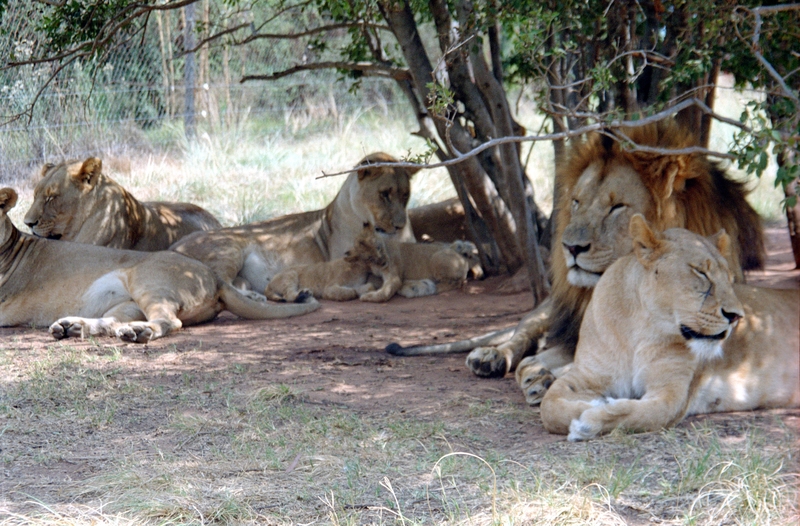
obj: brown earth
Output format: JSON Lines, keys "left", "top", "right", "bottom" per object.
{"left": 1, "top": 225, "right": 798, "bottom": 521}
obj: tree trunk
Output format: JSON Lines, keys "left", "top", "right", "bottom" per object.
{"left": 379, "top": 0, "right": 549, "bottom": 287}
{"left": 777, "top": 149, "right": 800, "bottom": 268}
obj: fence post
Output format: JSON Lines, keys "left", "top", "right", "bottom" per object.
{"left": 184, "top": 2, "right": 196, "bottom": 140}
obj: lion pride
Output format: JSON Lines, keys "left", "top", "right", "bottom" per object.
{"left": 24, "top": 157, "right": 220, "bottom": 250}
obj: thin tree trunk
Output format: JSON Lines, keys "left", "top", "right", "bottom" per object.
{"left": 184, "top": 2, "right": 196, "bottom": 139}
{"left": 777, "top": 149, "right": 800, "bottom": 268}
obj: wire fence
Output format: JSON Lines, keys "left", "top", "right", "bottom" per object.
{"left": 0, "top": 0, "right": 406, "bottom": 182}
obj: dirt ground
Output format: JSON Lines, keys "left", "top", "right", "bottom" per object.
{"left": 1, "top": 226, "right": 799, "bottom": 521}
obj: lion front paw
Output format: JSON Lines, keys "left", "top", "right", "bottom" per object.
{"left": 568, "top": 416, "right": 601, "bottom": 441}
{"left": 516, "top": 356, "right": 555, "bottom": 406}
{"left": 49, "top": 318, "right": 84, "bottom": 339}
{"left": 465, "top": 346, "right": 508, "bottom": 378}
{"left": 116, "top": 324, "right": 153, "bottom": 343}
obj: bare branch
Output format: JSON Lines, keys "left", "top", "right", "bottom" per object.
{"left": 242, "top": 61, "right": 411, "bottom": 82}
{"left": 317, "top": 98, "right": 743, "bottom": 178}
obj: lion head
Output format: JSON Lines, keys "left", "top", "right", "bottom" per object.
{"left": 23, "top": 158, "right": 105, "bottom": 240}
{"left": 548, "top": 119, "right": 764, "bottom": 349}
{"left": 349, "top": 152, "right": 418, "bottom": 236}
{"left": 344, "top": 223, "right": 389, "bottom": 268}
{"left": 628, "top": 215, "right": 743, "bottom": 361}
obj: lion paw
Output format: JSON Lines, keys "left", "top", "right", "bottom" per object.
{"left": 294, "top": 288, "right": 314, "bottom": 303}
{"left": 517, "top": 357, "right": 555, "bottom": 406}
{"left": 49, "top": 319, "right": 83, "bottom": 339}
{"left": 465, "top": 346, "right": 508, "bottom": 378}
{"left": 116, "top": 324, "right": 153, "bottom": 343}
{"left": 568, "top": 416, "right": 600, "bottom": 442}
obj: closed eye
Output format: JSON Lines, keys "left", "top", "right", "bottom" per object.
{"left": 380, "top": 190, "right": 391, "bottom": 201}
{"left": 690, "top": 266, "right": 714, "bottom": 300}
{"left": 609, "top": 203, "right": 625, "bottom": 214}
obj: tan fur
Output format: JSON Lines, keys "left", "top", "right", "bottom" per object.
{"left": 462, "top": 121, "right": 765, "bottom": 392}
{"left": 265, "top": 225, "right": 387, "bottom": 302}
{"left": 24, "top": 158, "right": 221, "bottom": 250}
{"left": 361, "top": 239, "right": 479, "bottom": 302}
{"left": 541, "top": 217, "right": 799, "bottom": 440}
{"left": 170, "top": 153, "right": 418, "bottom": 293}
{"left": 0, "top": 188, "right": 318, "bottom": 343}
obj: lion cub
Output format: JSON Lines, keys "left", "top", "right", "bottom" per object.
{"left": 265, "top": 225, "right": 387, "bottom": 302}
{"left": 360, "top": 238, "right": 481, "bottom": 302}
{"left": 540, "top": 215, "right": 799, "bottom": 441}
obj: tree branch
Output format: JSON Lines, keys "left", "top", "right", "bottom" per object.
{"left": 241, "top": 61, "right": 411, "bottom": 82}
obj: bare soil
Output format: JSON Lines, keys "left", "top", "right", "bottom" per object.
{"left": 1, "top": 226, "right": 798, "bottom": 522}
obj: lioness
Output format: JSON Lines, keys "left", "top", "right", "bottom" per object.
{"left": 24, "top": 157, "right": 221, "bottom": 250}
{"left": 541, "top": 216, "right": 799, "bottom": 440}
{"left": 170, "top": 152, "right": 418, "bottom": 293}
{"left": 362, "top": 239, "right": 480, "bottom": 302}
{"left": 0, "top": 188, "right": 318, "bottom": 343}
{"left": 265, "top": 224, "right": 387, "bottom": 302}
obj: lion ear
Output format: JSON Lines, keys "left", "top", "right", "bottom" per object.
{"left": 661, "top": 158, "right": 699, "bottom": 199}
{"left": 72, "top": 157, "right": 102, "bottom": 188}
{"left": 39, "top": 163, "right": 55, "bottom": 178}
{"left": 629, "top": 214, "right": 663, "bottom": 266}
{"left": 709, "top": 228, "right": 731, "bottom": 258}
{"left": 0, "top": 188, "right": 19, "bottom": 214}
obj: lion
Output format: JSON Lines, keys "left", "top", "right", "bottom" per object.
{"left": 0, "top": 188, "right": 318, "bottom": 343}
{"left": 24, "top": 157, "right": 221, "bottom": 251}
{"left": 265, "top": 224, "right": 387, "bottom": 302}
{"left": 541, "top": 216, "right": 799, "bottom": 440}
{"left": 170, "top": 152, "right": 418, "bottom": 294}
{"left": 362, "top": 239, "right": 480, "bottom": 303}
{"left": 386, "top": 120, "right": 765, "bottom": 404}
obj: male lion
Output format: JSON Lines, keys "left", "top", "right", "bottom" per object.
{"left": 265, "top": 224, "right": 387, "bottom": 302}
{"left": 387, "top": 120, "right": 765, "bottom": 405}
{"left": 24, "top": 157, "right": 221, "bottom": 250}
{"left": 170, "top": 152, "right": 418, "bottom": 293}
{"left": 0, "top": 188, "right": 318, "bottom": 343}
{"left": 541, "top": 216, "right": 799, "bottom": 441}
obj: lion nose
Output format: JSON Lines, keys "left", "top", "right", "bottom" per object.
{"left": 563, "top": 243, "right": 590, "bottom": 257}
{"left": 722, "top": 309, "right": 741, "bottom": 324}
{"left": 24, "top": 218, "right": 37, "bottom": 228}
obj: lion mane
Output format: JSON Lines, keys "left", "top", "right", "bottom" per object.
{"left": 545, "top": 120, "right": 765, "bottom": 355}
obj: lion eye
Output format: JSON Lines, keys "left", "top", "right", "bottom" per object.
{"left": 609, "top": 203, "right": 625, "bottom": 214}
{"left": 690, "top": 266, "right": 712, "bottom": 288}
{"left": 380, "top": 190, "right": 391, "bottom": 201}
{"left": 572, "top": 199, "right": 580, "bottom": 210}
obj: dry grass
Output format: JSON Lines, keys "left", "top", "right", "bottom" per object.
{"left": 1, "top": 338, "right": 797, "bottom": 525}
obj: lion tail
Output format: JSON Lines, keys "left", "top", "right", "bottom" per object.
{"left": 385, "top": 327, "right": 515, "bottom": 356}
{"left": 219, "top": 282, "right": 320, "bottom": 319}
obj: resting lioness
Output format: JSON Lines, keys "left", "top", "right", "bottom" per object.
{"left": 170, "top": 152, "right": 418, "bottom": 293}
{"left": 541, "top": 215, "right": 799, "bottom": 441}
{"left": 265, "top": 224, "right": 387, "bottom": 302}
{"left": 24, "top": 157, "right": 221, "bottom": 251}
{"left": 0, "top": 188, "right": 317, "bottom": 343}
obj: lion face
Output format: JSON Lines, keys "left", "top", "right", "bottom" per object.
{"left": 345, "top": 224, "right": 389, "bottom": 268}
{"left": 24, "top": 158, "right": 102, "bottom": 240}
{"left": 561, "top": 159, "right": 653, "bottom": 288}
{"left": 631, "top": 216, "right": 743, "bottom": 361}
{"left": 354, "top": 153, "right": 416, "bottom": 236}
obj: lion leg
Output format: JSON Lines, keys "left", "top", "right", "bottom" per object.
{"left": 466, "top": 297, "right": 552, "bottom": 378}
{"left": 360, "top": 274, "right": 402, "bottom": 302}
{"left": 516, "top": 345, "right": 574, "bottom": 405}
{"left": 322, "top": 284, "right": 359, "bottom": 301}
{"left": 397, "top": 279, "right": 436, "bottom": 298}
{"left": 113, "top": 300, "right": 183, "bottom": 343}
{"left": 545, "top": 361, "right": 694, "bottom": 441}
{"left": 539, "top": 374, "right": 602, "bottom": 436}
{"left": 49, "top": 301, "right": 148, "bottom": 341}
